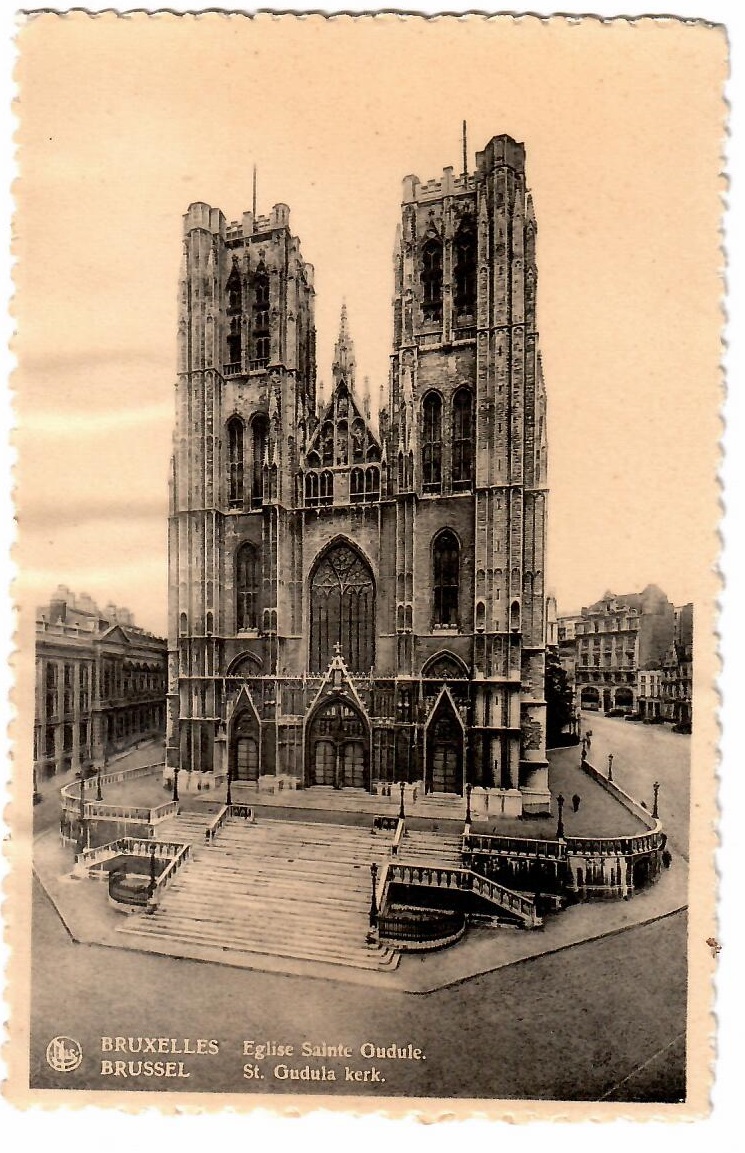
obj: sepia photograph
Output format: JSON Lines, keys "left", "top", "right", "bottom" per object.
{"left": 4, "top": 9, "right": 725, "bottom": 1117}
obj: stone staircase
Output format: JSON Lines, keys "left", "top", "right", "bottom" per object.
{"left": 117, "top": 818, "right": 399, "bottom": 972}
{"left": 156, "top": 811, "right": 216, "bottom": 856}
{"left": 397, "top": 828, "right": 463, "bottom": 868}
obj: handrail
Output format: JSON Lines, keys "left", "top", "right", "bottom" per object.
{"left": 204, "top": 804, "right": 230, "bottom": 842}
{"left": 147, "top": 842, "right": 191, "bottom": 906}
{"left": 391, "top": 818, "right": 405, "bottom": 858}
{"left": 61, "top": 762, "right": 172, "bottom": 826}
{"left": 79, "top": 836, "right": 189, "bottom": 866}
{"left": 385, "top": 861, "right": 540, "bottom": 927}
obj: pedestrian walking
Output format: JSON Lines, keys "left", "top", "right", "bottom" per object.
{"left": 572, "top": 793, "right": 581, "bottom": 813}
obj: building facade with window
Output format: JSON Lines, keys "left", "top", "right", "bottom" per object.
{"left": 560, "top": 586, "right": 675, "bottom": 715}
{"left": 34, "top": 587, "right": 167, "bottom": 780}
{"left": 167, "top": 134, "right": 550, "bottom": 810}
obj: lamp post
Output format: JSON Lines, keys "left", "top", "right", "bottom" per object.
{"left": 96, "top": 766, "right": 103, "bottom": 801}
{"left": 465, "top": 782, "right": 472, "bottom": 823}
{"left": 76, "top": 774, "right": 87, "bottom": 855}
{"left": 652, "top": 780, "right": 660, "bottom": 820}
{"left": 226, "top": 763, "right": 233, "bottom": 808}
{"left": 369, "top": 862, "right": 379, "bottom": 928}
{"left": 399, "top": 781, "right": 406, "bottom": 821}
{"left": 172, "top": 763, "right": 179, "bottom": 804}
{"left": 148, "top": 844, "right": 157, "bottom": 899}
{"left": 556, "top": 793, "right": 565, "bottom": 840}
{"left": 32, "top": 762, "right": 41, "bottom": 806}
{"left": 607, "top": 754, "right": 614, "bottom": 783}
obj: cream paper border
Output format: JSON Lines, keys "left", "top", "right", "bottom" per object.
{"left": 2, "top": 6, "right": 725, "bottom": 1125}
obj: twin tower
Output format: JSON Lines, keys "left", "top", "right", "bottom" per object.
{"left": 167, "top": 133, "right": 550, "bottom": 813}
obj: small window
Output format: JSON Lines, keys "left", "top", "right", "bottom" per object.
{"left": 251, "top": 415, "right": 269, "bottom": 507}
{"left": 452, "top": 389, "right": 473, "bottom": 489}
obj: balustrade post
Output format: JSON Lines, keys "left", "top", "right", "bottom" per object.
{"left": 652, "top": 780, "right": 660, "bottom": 820}
{"left": 607, "top": 753, "right": 614, "bottom": 783}
{"left": 172, "top": 764, "right": 180, "bottom": 804}
{"left": 465, "top": 782, "right": 472, "bottom": 823}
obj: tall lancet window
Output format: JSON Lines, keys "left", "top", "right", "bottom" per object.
{"left": 227, "top": 417, "right": 244, "bottom": 508}
{"left": 251, "top": 414, "right": 269, "bottom": 508}
{"left": 236, "top": 543, "right": 260, "bottom": 632}
{"left": 422, "top": 391, "right": 443, "bottom": 492}
{"left": 253, "top": 266, "right": 271, "bottom": 365}
{"left": 433, "top": 530, "right": 460, "bottom": 629}
{"left": 453, "top": 215, "right": 477, "bottom": 318}
{"left": 421, "top": 239, "right": 443, "bottom": 323}
{"left": 452, "top": 389, "right": 473, "bottom": 489}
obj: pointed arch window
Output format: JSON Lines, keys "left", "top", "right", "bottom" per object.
{"left": 452, "top": 389, "right": 473, "bottom": 489}
{"left": 305, "top": 471, "right": 319, "bottom": 508}
{"left": 433, "top": 530, "right": 460, "bottom": 629}
{"left": 422, "top": 392, "right": 443, "bottom": 492}
{"left": 454, "top": 215, "right": 477, "bottom": 318}
{"left": 251, "top": 415, "right": 269, "bottom": 508}
{"left": 320, "top": 470, "right": 334, "bottom": 507}
{"left": 227, "top": 416, "right": 245, "bottom": 508}
{"left": 236, "top": 543, "right": 261, "bottom": 632}
{"left": 350, "top": 467, "right": 365, "bottom": 504}
{"left": 227, "top": 317, "right": 242, "bottom": 368}
{"left": 421, "top": 239, "right": 443, "bottom": 323}
{"left": 309, "top": 542, "right": 375, "bottom": 672}
{"left": 253, "top": 266, "right": 271, "bottom": 366}
{"left": 227, "top": 264, "right": 243, "bottom": 313}
{"left": 365, "top": 466, "right": 380, "bottom": 503}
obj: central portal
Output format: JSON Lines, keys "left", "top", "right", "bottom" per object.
{"left": 306, "top": 697, "right": 369, "bottom": 789}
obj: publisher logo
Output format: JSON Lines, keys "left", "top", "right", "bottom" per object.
{"left": 46, "top": 1036, "right": 83, "bottom": 1073}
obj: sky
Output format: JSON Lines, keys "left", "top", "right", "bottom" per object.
{"left": 13, "top": 14, "right": 725, "bottom": 636}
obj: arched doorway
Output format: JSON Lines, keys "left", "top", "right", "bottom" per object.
{"left": 231, "top": 709, "right": 260, "bottom": 783}
{"left": 580, "top": 686, "right": 600, "bottom": 710}
{"left": 615, "top": 687, "right": 634, "bottom": 711}
{"left": 309, "top": 541, "right": 375, "bottom": 673}
{"left": 425, "top": 696, "right": 464, "bottom": 795}
{"left": 305, "top": 697, "right": 369, "bottom": 790}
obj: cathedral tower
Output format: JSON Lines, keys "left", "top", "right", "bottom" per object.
{"left": 388, "top": 134, "right": 549, "bottom": 798}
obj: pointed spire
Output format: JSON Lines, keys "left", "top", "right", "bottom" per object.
{"left": 317, "top": 378, "right": 326, "bottom": 416}
{"left": 362, "top": 375, "right": 371, "bottom": 420}
{"left": 332, "top": 301, "right": 356, "bottom": 392}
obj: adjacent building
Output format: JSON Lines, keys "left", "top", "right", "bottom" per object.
{"left": 558, "top": 586, "right": 675, "bottom": 715}
{"left": 34, "top": 586, "right": 167, "bottom": 779}
{"left": 167, "top": 133, "right": 551, "bottom": 811}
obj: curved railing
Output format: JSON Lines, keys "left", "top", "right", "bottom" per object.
{"left": 60, "top": 762, "right": 174, "bottom": 828}
{"left": 378, "top": 905, "right": 466, "bottom": 951}
{"left": 108, "top": 871, "right": 151, "bottom": 908}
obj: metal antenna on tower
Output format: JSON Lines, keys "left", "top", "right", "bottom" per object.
{"left": 462, "top": 120, "right": 468, "bottom": 178}
{"left": 252, "top": 164, "right": 257, "bottom": 220}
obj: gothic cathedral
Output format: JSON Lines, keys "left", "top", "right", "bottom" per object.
{"left": 167, "top": 134, "right": 550, "bottom": 814}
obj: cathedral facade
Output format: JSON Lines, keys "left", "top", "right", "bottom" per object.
{"left": 167, "top": 134, "right": 550, "bottom": 812}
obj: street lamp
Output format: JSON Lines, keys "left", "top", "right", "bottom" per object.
{"left": 76, "top": 774, "right": 87, "bottom": 855}
{"left": 465, "top": 782, "right": 472, "bottom": 823}
{"left": 226, "top": 762, "right": 233, "bottom": 808}
{"left": 652, "top": 780, "right": 660, "bottom": 820}
{"left": 369, "top": 862, "right": 379, "bottom": 928}
{"left": 556, "top": 793, "right": 565, "bottom": 840}
{"left": 399, "top": 781, "right": 406, "bottom": 821}
{"left": 172, "top": 763, "right": 180, "bottom": 804}
{"left": 148, "top": 844, "right": 157, "bottom": 899}
{"left": 607, "top": 753, "right": 614, "bottom": 783}
{"left": 96, "top": 766, "right": 103, "bottom": 801}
